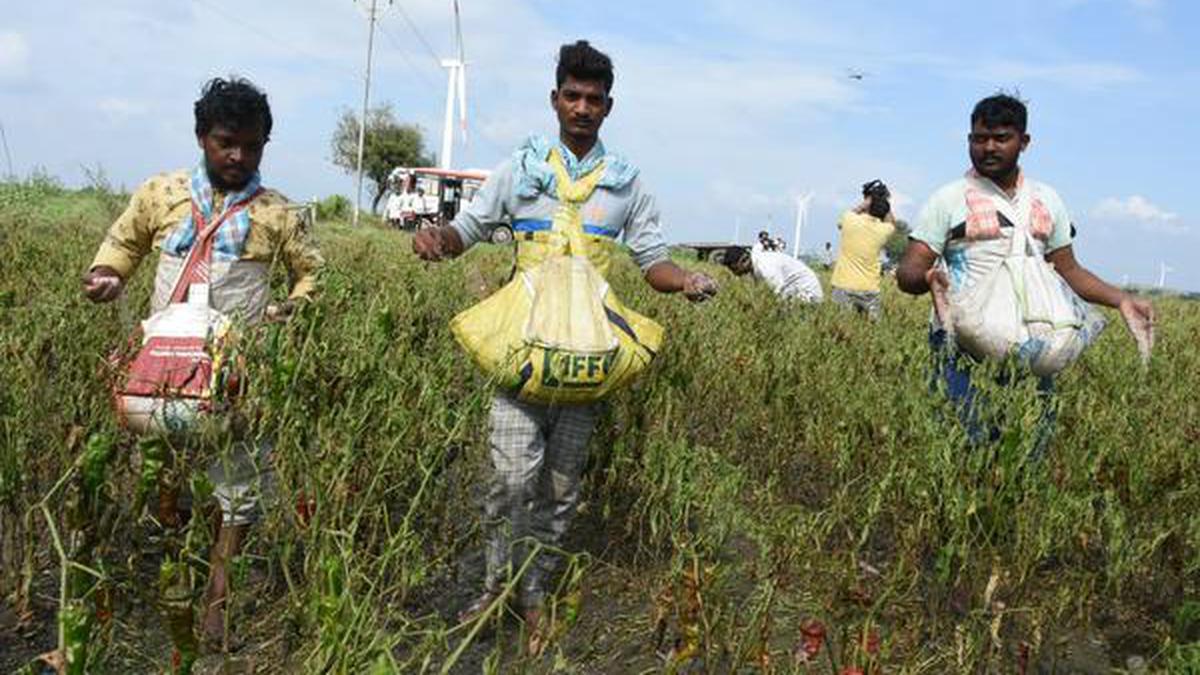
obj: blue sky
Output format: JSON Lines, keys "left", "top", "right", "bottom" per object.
{"left": 2, "top": 0, "right": 1197, "bottom": 290}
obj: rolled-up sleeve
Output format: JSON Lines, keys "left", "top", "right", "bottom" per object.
{"left": 91, "top": 179, "right": 158, "bottom": 278}
{"left": 623, "top": 178, "right": 670, "bottom": 272}
{"left": 281, "top": 212, "right": 324, "bottom": 301}
{"left": 451, "top": 160, "right": 513, "bottom": 249}
{"left": 910, "top": 195, "right": 950, "bottom": 256}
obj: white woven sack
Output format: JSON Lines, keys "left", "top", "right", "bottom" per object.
{"left": 947, "top": 188, "right": 1105, "bottom": 376}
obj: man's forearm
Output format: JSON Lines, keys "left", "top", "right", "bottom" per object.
{"left": 643, "top": 260, "right": 688, "bottom": 293}
{"left": 89, "top": 264, "right": 124, "bottom": 279}
{"left": 439, "top": 226, "right": 466, "bottom": 258}
{"left": 1060, "top": 265, "right": 1125, "bottom": 309}
{"left": 896, "top": 240, "right": 941, "bottom": 295}
{"left": 896, "top": 267, "right": 929, "bottom": 295}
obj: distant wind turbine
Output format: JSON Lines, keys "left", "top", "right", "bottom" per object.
{"left": 792, "top": 192, "right": 814, "bottom": 258}
{"left": 439, "top": 0, "right": 468, "bottom": 169}
{"left": 1158, "top": 262, "right": 1173, "bottom": 289}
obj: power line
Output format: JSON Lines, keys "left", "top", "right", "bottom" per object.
{"left": 192, "top": 0, "right": 360, "bottom": 79}
{"left": 383, "top": 5, "right": 510, "bottom": 166}
{"left": 376, "top": 21, "right": 440, "bottom": 90}
{"left": 393, "top": 2, "right": 443, "bottom": 67}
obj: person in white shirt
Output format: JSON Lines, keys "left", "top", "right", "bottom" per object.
{"left": 384, "top": 169, "right": 414, "bottom": 228}
{"left": 724, "top": 244, "right": 824, "bottom": 303}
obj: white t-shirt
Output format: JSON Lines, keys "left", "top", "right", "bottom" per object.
{"left": 912, "top": 174, "right": 1073, "bottom": 293}
{"left": 384, "top": 193, "right": 408, "bottom": 220}
{"left": 750, "top": 245, "right": 824, "bottom": 303}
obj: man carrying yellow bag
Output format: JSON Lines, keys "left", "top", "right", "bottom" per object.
{"left": 413, "top": 39, "right": 716, "bottom": 651}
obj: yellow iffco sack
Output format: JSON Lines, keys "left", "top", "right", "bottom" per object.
{"left": 451, "top": 149, "right": 663, "bottom": 404}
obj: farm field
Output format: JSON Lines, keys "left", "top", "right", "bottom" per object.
{"left": 1, "top": 177, "right": 1198, "bottom": 673}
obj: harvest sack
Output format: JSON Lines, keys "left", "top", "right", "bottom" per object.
{"left": 945, "top": 177, "right": 1105, "bottom": 376}
{"left": 451, "top": 149, "right": 663, "bottom": 405}
{"left": 114, "top": 190, "right": 260, "bottom": 433}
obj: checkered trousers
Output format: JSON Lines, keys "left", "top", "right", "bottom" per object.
{"left": 483, "top": 393, "right": 602, "bottom": 608}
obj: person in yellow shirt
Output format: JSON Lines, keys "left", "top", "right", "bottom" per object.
{"left": 81, "top": 77, "right": 322, "bottom": 653}
{"left": 831, "top": 179, "right": 896, "bottom": 320}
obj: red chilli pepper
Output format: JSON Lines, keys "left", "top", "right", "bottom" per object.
{"left": 295, "top": 491, "right": 316, "bottom": 527}
{"left": 800, "top": 619, "right": 826, "bottom": 659}
{"left": 862, "top": 628, "right": 880, "bottom": 655}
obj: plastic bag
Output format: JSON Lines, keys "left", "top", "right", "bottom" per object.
{"left": 450, "top": 150, "right": 663, "bottom": 404}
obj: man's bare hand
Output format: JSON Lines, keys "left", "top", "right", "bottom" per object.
{"left": 682, "top": 272, "right": 718, "bottom": 302}
{"left": 265, "top": 300, "right": 297, "bottom": 323}
{"left": 926, "top": 267, "right": 951, "bottom": 326}
{"left": 81, "top": 268, "right": 124, "bottom": 303}
{"left": 925, "top": 267, "right": 949, "bottom": 294}
{"left": 1119, "top": 294, "right": 1155, "bottom": 363}
{"left": 412, "top": 228, "right": 447, "bottom": 261}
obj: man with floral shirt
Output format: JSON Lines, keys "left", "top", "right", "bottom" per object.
{"left": 82, "top": 76, "right": 322, "bottom": 650}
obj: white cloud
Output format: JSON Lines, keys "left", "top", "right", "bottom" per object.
{"left": 1092, "top": 195, "right": 1190, "bottom": 235}
{"left": 97, "top": 97, "right": 148, "bottom": 119}
{"left": 889, "top": 190, "right": 916, "bottom": 220}
{"left": 0, "top": 31, "right": 30, "bottom": 81}
{"left": 1055, "top": 0, "right": 1161, "bottom": 12}
{"left": 972, "top": 60, "right": 1143, "bottom": 91}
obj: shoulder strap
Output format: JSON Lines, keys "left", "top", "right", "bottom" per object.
{"left": 168, "top": 187, "right": 264, "bottom": 304}
{"left": 547, "top": 149, "right": 606, "bottom": 259}
{"left": 548, "top": 148, "right": 605, "bottom": 204}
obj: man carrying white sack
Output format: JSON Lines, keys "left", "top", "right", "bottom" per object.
{"left": 896, "top": 92, "right": 1154, "bottom": 457}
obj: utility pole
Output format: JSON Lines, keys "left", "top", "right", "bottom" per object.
{"left": 0, "top": 120, "right": 13, "bottom": 179}
{"left": 352, "top": 0, "right": 387, "bottom": 227}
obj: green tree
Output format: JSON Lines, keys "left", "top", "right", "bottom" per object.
{"left": 884, "top": 218, "right": 910, "bottom": 264}
{"left": 331, "top": 104, "right": 433, "bottom": 212}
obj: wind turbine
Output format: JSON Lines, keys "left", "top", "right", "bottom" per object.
{"left": 439, "top": 0, "right": 468, "bottom": 170}
{"left": 1158, "top": 262, "right": 1173, "bottom": 289}
{"left": 792, "top": 192, "right": 814, "bottom": 258}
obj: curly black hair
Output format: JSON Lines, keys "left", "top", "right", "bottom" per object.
{"left": 193, "top": 76, "right": 273, "bottom": 138}
{"left": 556, "top": 40, "right": 614, "bottom": 93}
{"left": 971, "top": 92, "right": 1028, "bottom": 133}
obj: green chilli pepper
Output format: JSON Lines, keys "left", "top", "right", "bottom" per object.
{"left": 158, "top": 560, "right": 197, "bottom": 674}
{"left": 136, "top": 438, "right": 166, "bottom": 508}
{"left": 80, "top": 433, "right": 114, "bottom": 501}
{"left": 59, "top": 602, "right": 92, "bottom": 675}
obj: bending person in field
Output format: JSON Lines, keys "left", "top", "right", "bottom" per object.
{"left": 896, "top": 93, "right": 1153, "bottom": 455}
{"left": 412, "top": 40, "right": 717, "bottom": 653}
{"left": 723, "top": 243, "right": 824, "bottom": 304}
{"left": 81, "top": 77, "right": 323, "bottom": 650}
{"left": 830, "top": 179, "right": 896, "bottom": 320}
